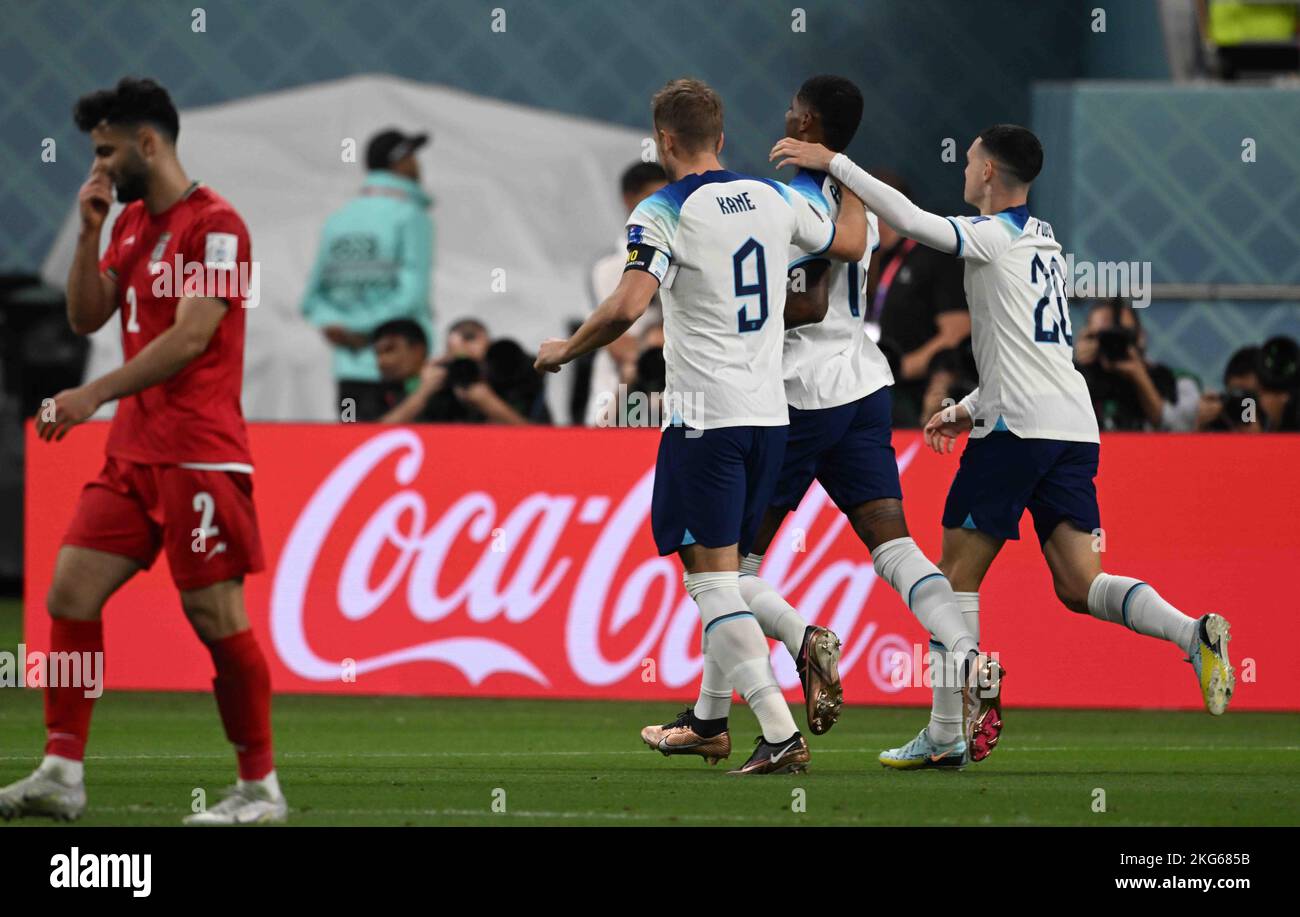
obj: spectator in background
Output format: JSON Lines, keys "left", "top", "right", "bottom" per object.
{"left": 377, "top": 317, "right": 548, "bottom": 425}
{"left": 1196, "top": 345, "right": 1263, "bottom": 432}
{"left": 918, "top": 339, "right": 979, "bottom": 427}
{"left": 1259, "top": 335, "right": 1300, "bottom": 430}
{"left": 1075, "top": 298, "right": 1201, "bottom": 431}
{"left": 581, "top": 162, "right": 668, "bottom": 426}
{"left": 866, "top": 170, "right": 971, "bottom": 427}
{"left": 301, "top": 128, "right": 434, "bottom": 421}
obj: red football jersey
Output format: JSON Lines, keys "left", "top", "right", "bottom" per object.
{"left": 98, "top": 183, "right": 254, "bottom": 466}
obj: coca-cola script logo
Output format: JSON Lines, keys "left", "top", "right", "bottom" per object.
{"left": 269, "top": 429, "right": 920, "bottom": 694}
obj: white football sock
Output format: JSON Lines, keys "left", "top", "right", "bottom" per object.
{"left": 739, "top": 552, "right": 763, "bottom": 577}
{"left": 239, "top": 769, "right": 282, "bottom": 799}
{"left": 687, "top": 571, "right": 799, "bottom": 743}
{"left": 873, "top": 537, "right": 977, "bottom": 659}
{"left": 38, "top": 754, "right": 84, "bottom": 785}
{"left": 694, "top": 654, "right": 733, "bottom": 720}
{"left": 928, "top": 592, "right": 980, "bottom": 745}
{"left": 1087, "top": 573, "right": 1199, "bottom": 655}
{"left": 739, "top": 571, "right": 807, "bottom": 659}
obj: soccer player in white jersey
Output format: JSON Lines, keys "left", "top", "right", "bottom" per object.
{"left": 645, "top": 75, "right": 1004, "bottom": 770}
{"left": 770, "top": 125, "right": 1235, "bottom": 768}
{"left": 536, "top": 79, "right": 867, "bottom": 774}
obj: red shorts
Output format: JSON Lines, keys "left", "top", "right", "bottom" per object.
{"left": 63, "top": 457, "right": 266, "bottom": 591}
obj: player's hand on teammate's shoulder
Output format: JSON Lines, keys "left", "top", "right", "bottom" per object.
{"left": 534, "top": 338, "right": 569, "bottom": 374}
{"left": 77, "top": 163, "right": 112, "bottom": 234}
{"left": 769, "top": 138, "right": 836, "bottom": 172}
{"left": 35, "top": 384, "right": 103, "bottom": 442}
{"left": 923, "top": 402, "right": 973, "bottom": 455}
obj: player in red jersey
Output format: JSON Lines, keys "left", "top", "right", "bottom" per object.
{"left": 0, "top": 78, "right": 285, "bottom": 824}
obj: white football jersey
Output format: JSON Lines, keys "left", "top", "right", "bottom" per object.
{"left": 949, "top": 206, "right": 1099, "bottom": 443}
{"left": 783, "top": 169, "right": 891, "bottom": 410}
{"left": 625, "top": 169, "right": 834, "bottom": 430}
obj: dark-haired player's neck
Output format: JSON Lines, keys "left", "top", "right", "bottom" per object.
{"left": 792, "top": 120, "right": 830, "bottom": 156}
{"left": 144, "top": 154, "right": 194, "bottom": 216}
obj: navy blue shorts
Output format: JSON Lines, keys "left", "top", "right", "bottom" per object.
{"left": 769, "top": 386, "right": 903, "bottom": 514}
{"left": 941, "top": 431, "right": 1101, "bottom": 547}
{"left": 651, "top": 424, "right": 787, "bottom": 556}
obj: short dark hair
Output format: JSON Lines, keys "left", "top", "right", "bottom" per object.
{"left": 74, "top": 77, "right": 179, "bottom": 142}
{"left": 797, "top": 75, "right": 864, "bottom": 152}
{"left": 621, "top": 161, "right": 667, "bottom": 196}
{"left": 372, "top": 318, "right": 428, "bottom": 349}
{"left": 448, "top": 317, "right": 488, "bottom": 339}
{"left": 1224, "top": 346, "right": 1262, "bottom": 387}
{"left": 978, "top": 124, "right": 1043, "bottom": 185}
{"left": 1260, "top": 335, "right": 1299, "bottom": 391}
{"left": 651, "top": 79, "right": 723, "bottom": 155}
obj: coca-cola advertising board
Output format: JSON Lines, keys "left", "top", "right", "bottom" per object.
{"left": 24, "top": 423, "right": 1300, "bottom": 710}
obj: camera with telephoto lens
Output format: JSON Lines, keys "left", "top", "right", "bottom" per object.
{"left": 1217, "top": 387, "right": 1258, "bottom": 429}
{"left": 1097, "top": 327, "right": 1135, "bottom": 363}
{"left": 445, "top": 356, "right": 481, "bottom": 388}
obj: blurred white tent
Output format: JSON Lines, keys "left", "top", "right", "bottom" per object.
{"left": 41, "top": 74, "right": 645, "bottom": 423}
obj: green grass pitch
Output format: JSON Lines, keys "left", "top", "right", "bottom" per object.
{"left": 2, "top": 599, "right": 1297, "bottom": 827}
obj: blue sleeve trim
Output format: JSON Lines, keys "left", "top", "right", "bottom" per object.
{"left": 946, "top": 216, "right": 964, "bottom": 257}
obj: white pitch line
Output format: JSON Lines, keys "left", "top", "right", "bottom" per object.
{"left": 1, "top": 745, "right": 1296, "bottom": 764}
{"left": 71, "top": 805, "right": 1047, "bottom": 825}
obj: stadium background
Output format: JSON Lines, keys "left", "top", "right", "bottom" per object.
{"left": 3, "top": 0, "right": 1298, "bottom": 363}
{"left": 1, "top": 0, "right": 1298, "bottom": 707}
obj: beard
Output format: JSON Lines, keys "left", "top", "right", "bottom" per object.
{"left": 113, "top": 160, "right": 150, "bottom": 203}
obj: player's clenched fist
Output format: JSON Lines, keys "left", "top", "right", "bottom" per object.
{"left": 78, "top": 163, "right": 113, "bottom": 233}
{"left": 534, "top": 338, "right": 569, "bottom": 374}
{"left": 35, "top": 384, "right": 103, "bottom": 442}
{"left": 923, "top": 402, "right": 973, "bottom": 455}
{"left": 769, "top": 137, "right": 837, "bottom": 173}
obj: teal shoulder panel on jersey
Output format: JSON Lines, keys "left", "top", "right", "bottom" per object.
{"left": 785, "top": 167, "right": 831, "bottom": 213}
{"left": 630, "top": 189, "right": 683, "bottom": 233}
{"left": 994, "top": 203, "right": 1030, "bottom": 235}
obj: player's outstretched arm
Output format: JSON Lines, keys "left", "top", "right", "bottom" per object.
{"left": 535, "top": 269, "right": 658, "bottom": 374}
{"left": 770, "top": 139, "right": 958, "bottom": 255}
{"left": 35, "top": 295, "right": 228, "bottom": 442}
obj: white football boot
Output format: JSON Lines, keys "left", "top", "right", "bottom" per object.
{"left": 183, "top": 778, "right": 287, "bottom": 826}
{"left": 879, "top": 727, "right": 968, "bottom": 770}
{"left": 0, "top": 758, "right": 87, "bottom": 821}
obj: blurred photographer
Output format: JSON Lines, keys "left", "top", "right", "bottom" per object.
{"left": 377, "top": 318, "right": 546, "bottom": 425}
{"left": 1195, "top": 345, "right": 1263, "bottom": 432}
{"left": 1259, "top": 335, "right": 1300, "bottom": 430}
{"left": 301, "top": 128, "right": 435, "bottom": 421}
{"left": 1075, "top": 298, "right": 1200, "bottom": 431}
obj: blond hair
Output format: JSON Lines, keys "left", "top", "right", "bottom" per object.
{"left": 651, "top": 78, "right": 723, "bottom": 155}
